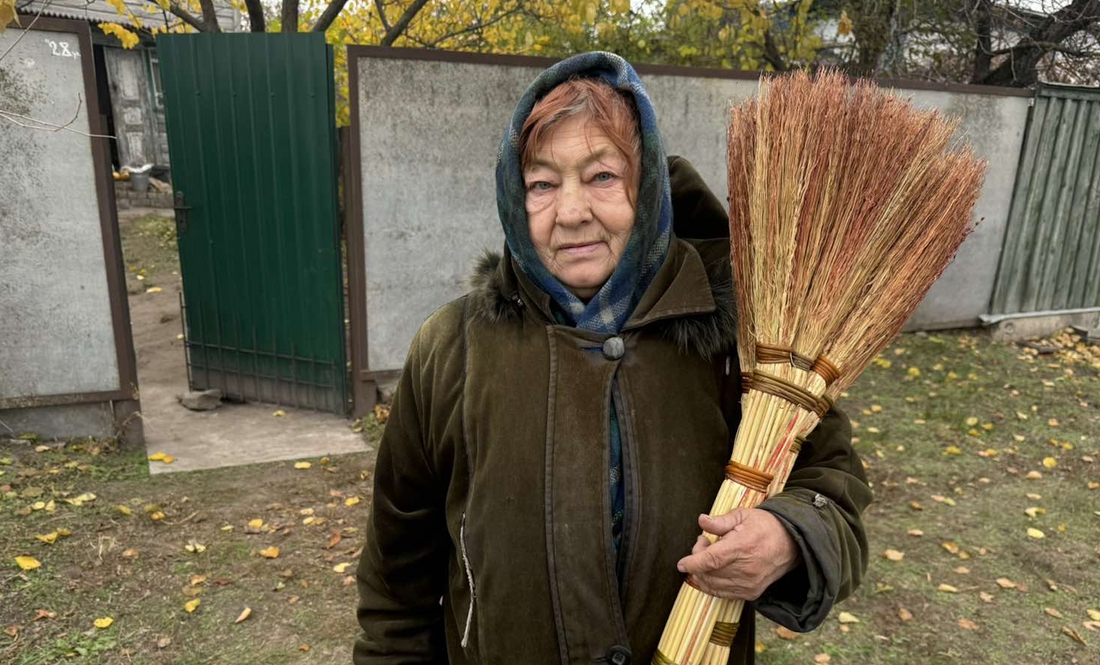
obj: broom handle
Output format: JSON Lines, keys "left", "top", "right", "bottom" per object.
{"left": 655, "top": 380, "right": 823, "bottom": 665}
{"left": 695, "top": 434, "right": 807, "bottom": 663}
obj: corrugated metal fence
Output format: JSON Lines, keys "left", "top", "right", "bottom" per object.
{"left": 990, "top": 85, "right": 1100, "bottom": 315}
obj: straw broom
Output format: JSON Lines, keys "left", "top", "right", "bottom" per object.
{"left": 653, "top": 70, "right": 985, "bottom": 665}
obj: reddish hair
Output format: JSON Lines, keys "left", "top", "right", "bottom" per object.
{"left": 520, "top": 78, "right": 642, "bottom": 193}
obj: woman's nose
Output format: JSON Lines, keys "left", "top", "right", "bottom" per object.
{"left": 555, "top": 181, "right": 590, "bottom": 227}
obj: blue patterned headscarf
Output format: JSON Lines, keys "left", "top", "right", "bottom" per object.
{"left": 495, "top": 52, "right": 672, "bottom": 334}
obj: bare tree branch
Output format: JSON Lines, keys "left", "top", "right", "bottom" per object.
{"left": 244, "top": 0, "right": 265, "bottom": 32}
{"left": 761, "top": 28, "right": 789, "bottom": 72}
{"left": 0, "top": 94, "right": 116, "bottom": 140}
{"left": 373, "top": 0, "right": 392, "bottom": 33}
{"left": 282, "top": 0, "right": 300, "bottom": 33}
{"left": 415, "top": 6, "right": 523, "bottom": 48}
{"left": 165, "top": 0, "right": 209, "bottom": 32}
{"left": 311, "top": 0, "right": 351, "bottom": 32}
{"left": 970, "top": 0, "right": 993, "bottom": 83}
{"left": 380, "top": 0, "right": 430, "bottom": 46}
{"left": 980, "top": 0, "right": 1100, "bottom": 86}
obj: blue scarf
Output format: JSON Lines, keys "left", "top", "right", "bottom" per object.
{"left": 494, "top": 53, "right": 672, "bottom": 557}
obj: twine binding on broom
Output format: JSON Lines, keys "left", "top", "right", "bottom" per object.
{"left": 724, "top": 460, "right": 773, "bottom": 493}
{"left": 653, "top": 651, "right": 676, "bottom": 665}
{"left": 790, "top": 435, "right": 806, "bottom": 455}
{"left": 745, "top": 369, "right": 830, "bottom": 416}
{"left": 708, "top": 621, "right": 739, "bottom": 646}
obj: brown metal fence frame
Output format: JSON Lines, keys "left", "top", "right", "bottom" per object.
{"left": 343, "top": 45, "right": 1033, "bottom": 416}
{"left": 0, "top": 17, "right": 141, "bottom": 439}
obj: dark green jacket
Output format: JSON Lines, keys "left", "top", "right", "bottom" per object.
{"left": 354, "top": 158, "right": 872, "bottom": 665}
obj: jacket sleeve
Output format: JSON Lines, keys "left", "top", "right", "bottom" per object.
{"left": 354, "top": 327, "right": 450, "bottom": 664}
{"left": 755, "top": 406, "right": 873, "bottom": 632}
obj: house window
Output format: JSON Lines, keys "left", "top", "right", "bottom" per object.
{"left": 145, "top": 48, "right": 163, "bottom": 108}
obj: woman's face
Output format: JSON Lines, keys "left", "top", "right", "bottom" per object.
{"left": 523, "top": 115, "right": 638, "bottom": 302}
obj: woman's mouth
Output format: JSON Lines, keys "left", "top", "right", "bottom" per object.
{"left": 559, "top": 242, "right": 603, "bottom": 256}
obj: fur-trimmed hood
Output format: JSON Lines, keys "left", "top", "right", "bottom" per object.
{"left": 468, "top": 239, "right": 737, "bottom": 359}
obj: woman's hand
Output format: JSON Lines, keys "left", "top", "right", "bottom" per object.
{"left": 676, "top": 508, "right": 801, "bottom": 601}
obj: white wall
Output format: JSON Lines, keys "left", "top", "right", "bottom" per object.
{"left": 356, "top": 55, "right": 1031, "bottom": 372}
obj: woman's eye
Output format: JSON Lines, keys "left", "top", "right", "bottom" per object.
{"left": 594, "top": 172, "right": 616, "bottom": 183}
{"left": 528, "top": 181, "right": 554, "bottom": 192}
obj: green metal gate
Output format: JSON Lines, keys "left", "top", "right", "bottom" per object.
{"left": 159, "top": 34, "right": 347, "bottom": 413}
{"left": 990, "top": 85, "right": 1100, "bottom": 315}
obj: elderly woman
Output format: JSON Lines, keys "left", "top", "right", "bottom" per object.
{"left": 354, "top": 53, "right": 871, "bottom": 665}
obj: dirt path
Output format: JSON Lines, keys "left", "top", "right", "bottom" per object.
{"left": 119, "top": 209, "right": 367, "bottom": 474}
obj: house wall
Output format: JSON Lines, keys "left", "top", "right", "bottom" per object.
{"left": 353, "top": 53, "right": 1033, "bottom": 373}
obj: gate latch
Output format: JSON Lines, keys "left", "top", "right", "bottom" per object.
{"left": 174, "top": 190, "right": 192, "bottom": 235}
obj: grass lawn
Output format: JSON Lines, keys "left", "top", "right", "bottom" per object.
{"left": 2, "top": 331, "right": 1098, "bottom": 664}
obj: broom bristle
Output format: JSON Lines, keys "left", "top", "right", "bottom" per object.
{"left": 730, "top": 69, "right": 985, "bottom": 387}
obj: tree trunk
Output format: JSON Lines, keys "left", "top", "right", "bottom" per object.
{"left": 282, "top": 0, "right": 300, "bottom": 33}
{"left": 244, "top": 0, "right": 266, "bottom": 32}
{"left": 969, "top": 0, "right": 992, "bottom": 83}
{"left": 198, "top": 0, "right": 221, "bottom": 32}
{"left": 847, "top": 0, "right": 899, "bottom": 77}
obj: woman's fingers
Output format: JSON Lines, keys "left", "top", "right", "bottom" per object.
{"left": 698, "top": 508, "right": 751, "bottom": 537}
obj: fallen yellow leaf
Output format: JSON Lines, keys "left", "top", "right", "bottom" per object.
{"left": 93, "top": 617, "right": 114, "bottom": 629}
{"left": 996, "top": 578, "right": 1017, "bottom": 589}
{"left": 898, "top": 607, "right": 913, "bottom": 621}
{"left": 941, "top": 541, "right": 960, "bottom": 555}
{"left": 1026, "top": 471, "right": 1042, "bottom": 480}
{"left": 966, "top": 416, "right": 979, "bottom": 426}
{"left": 958, "top": 618, "right": 979, "bottom": 631}
{"left": 122, "top": 548, "right": 139, "bottom": 557}
{"left": 273, "top": 410, "right": 287, "bottom": 418}
{"left": 775, "top": 626, "right": 798, "bottom": 639}
{"left": 150, "top": 511, "right": 166, "bottom": 521}
{"left": 183, "top": 598, "right": 201, "bottom": 613}
{"left": 908, "top": 529, "right": 923, "bottom": 537}
{"left": 1088, "top": 609, "right": 1100, "bottom": 622}
{"left": 814, "top": 654, "right": 831, "bottom": 664}
{"left": 333, "top": 562, "right": 352, "bottom": 574}
{"left": 883, "top": 549, "right": 904, "bottom": 562}
{"left": 1062, "top": 626, "right": 1087, "bottom": 646}
{"left": 259, "top": 547, "right": 280, "bottom": 559}
{"left": 1042, "top": 457, "right": 1057, "bottom": 469}
{"left": 1025, "top": 506, "right": 1046, "bottom": 518}
{"left": 907, "top": 367, "right": 921, "bottom": 377}
{"left": 938, "top": 584, "right": 959, "bottom": 593}
{"left": 35, "top": 532, "right": 59, "bottom": 544}
{"left": 148, "top": 452, "right": 168, "bottom": 461}
{"left": 944, "top": 446, "right": 963, "bottom": 456}
{"left": 344, "top": 496, "right": 361, "bottom": 507}
{"left": 15, "top": 556, "right": 41, "bottom": 571}
{"left": 235, "top": 607, "right": 252, "bottom": 624}
{"left": 838, "top": 611, "right": 859, "bottom": 624}
{"left": 1045, "top": 607, "right": 1064, "bottom": 619}
{"left": 980, "top": 592, "right": 994, "bottom": 602}
{"left": 1027, "top": 528, "right": 1045, "bottom": 539}
{"left": 294, "top": 462, "right": 311, "bottom": 470}
{"left": 116, "top": 505, "right": 132, "bottom": 516}
{"left": 190, "top": 574, "right": 206, "bottom": 586}
{"left": 1048, "top": 418, "right": 1060, "bottom": 427}
{"left": 145, "top": 286, "right": 163, "bottom": 294}
{"left": 755, "top": 641, "right": 766, "bottom": 654}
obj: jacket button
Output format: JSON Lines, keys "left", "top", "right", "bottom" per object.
{"left": 602, "top": 336, "right": 625, "bottom": 360}
{"left": 608, "top": 645, "right": 631, "bottom": 665}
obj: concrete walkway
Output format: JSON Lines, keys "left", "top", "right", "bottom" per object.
{"left": 120, "top": 208, "right": 369, "bottom": 475}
